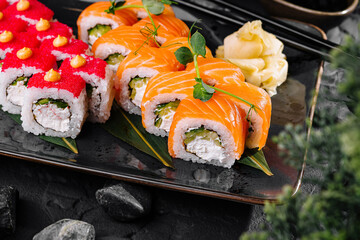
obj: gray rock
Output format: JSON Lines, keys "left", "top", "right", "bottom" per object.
{"left": 0, "top": 186, "right": 18, "bottom": 237}
{"left": 33, "top": 219, "right": 95, "bottom": 240}
{"left": 96, "top": 182, "right": 152, "bottom": 221}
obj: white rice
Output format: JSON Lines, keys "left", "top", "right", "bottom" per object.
{"left": 142, "top": 93, "right": 187, "bottom": 137}
{"left": 21, "top": 87, "right": 88, "bottom": 139}
{"left": 78, "top": 16, "right": 120, "bottom": 45}
{"left": 170, "top": 118, "right": 237, "bottom": 168}
{"left": 116, "top": 67, "right": 158, "bottom": 115}
{"left": 0, "top": 66, "right": 42, "bottom": 114}
{"left": 74, "top": 65, "right": 115, "bottom": 123}
{"left": 93, "top": 43, "right": 131, "bottom": 72}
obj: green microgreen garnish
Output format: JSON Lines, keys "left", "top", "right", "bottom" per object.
{"left": 174, "top": 22, "right": 259, "bottom": 120}
{"left": 106, "top": 0, "right": 174, "bottom": 52}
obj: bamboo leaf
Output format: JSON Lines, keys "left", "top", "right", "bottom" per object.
{"left": 238, "top": 149, "right": 273, "bottom": 176}
{"left": 101, "top": 104, "right": 174, "bottom": 168}
{"left": 4, "top": 111, "right": 78, "bottom": 153}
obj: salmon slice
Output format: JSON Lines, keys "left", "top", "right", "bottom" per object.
{"left": 216, "top": 81, "right": 271, "bottom": 150}
{"left": 124, "top": 0, "right": 175, "bottom": 18}
{"left": 133, "top": 15, "right": 189, "bottom": 45}
{"left": 115, "top": 47, "right": 183, "bottom": 115}
{"left": 162, "top": 37, "right": 213, "bottom": 70}
{"left": 168, "top": 94, "right": 248, "bottom": 168}
{"left": 77, "top": 1, "right": 137, "bottom": 44}
{"left": 186, "top": 58, "right": 245, "bottom": 85}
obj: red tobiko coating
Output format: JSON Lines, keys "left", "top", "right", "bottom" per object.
{"left": 0, "top": 31, "right": 40, "bottom": 52}
{"left": 1, "top": 47, "right": 56, "bottom": 71}
{"left": 27, "top": 70, "right": 86, "bottom": 98}
{"left": 0, "top": 15, "right": 28, "bottom": 33}
{"left": 40, "top": 37, "right": 89, "bottom": 57}
{"left": 3, "top": 0, "right": 54, "bottom": 25}
{"left": 60, "top": 55, "right": 108, "bottom": 79}
{"left": 0, "top": 0, "right": 8, "bottom": 11}
{"left": 28, "top": 21, "right": 73, "bottom": 41}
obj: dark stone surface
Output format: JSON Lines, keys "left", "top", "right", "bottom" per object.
{"left": 33, "top": 219, "right": 95, "bottom": 240}
{"left": 96, "top": 182, "right": 152, "bottom": 222}
{"left": 0, "top": 186, "right": 18, "bottom": 237}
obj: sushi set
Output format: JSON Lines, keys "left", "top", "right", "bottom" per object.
{"left": 0, "top": 0, "right": 324, "bottom": 203}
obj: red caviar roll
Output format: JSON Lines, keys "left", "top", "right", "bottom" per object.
{"left": 0, "top": 0, "right": 8, "bottom": 11}
{"left": 21, "top": 69, "right": 87, "bottom": 139}
{"left": 168, "top": 95, "right": 248, "bottom": 168}
{"left": 116, "top": 47, "right": 182, "bottom": 115}
{"left": 0, "top": 14, "right": 27, "bottom": 33}
{"left": 133, "top": 15, "right": 189, "bottom": 45}
{"left": 40, "top": 36, "right": 90, "bottom": 67}
{"left": 0, "top": 47, "right": 56, "bottom": 114}
{"left": 77, "top": 1, "right": 137, "bottom": 46}
{"left": 60, "top": 55, "right": 114, "bottom": 123}
{"left": 27, "top": 19, "right": 73, "bottom": 42}
{"left": 3, "top": 0, "right": 54, "bottom": 25}
{"left": 124, "top": 0, "right": 175, "bottom": 19}
{"left": 186, "top": 58, "right": 245, "bottom": 85}
{"left": 0, "top": 31, "right": 40, "bottom": 59}
{"left": 91, "top": 26, "right": 157, "bottom": 72}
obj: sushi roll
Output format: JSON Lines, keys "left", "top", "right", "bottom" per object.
{"left": 216, "top": 81, "right": 272, "bottom": 150}
{"left": 162, "top": 37, "right": 213, "bottom": 69}
{"left": 133, "top": 15, "right": 189, "bottom": 45}
{"left": 0, "top": 47, "right": 56, "bottom": 114}
{"left": 0, "top": 31, "right": 40, "bottom": 59}
{"left": 141, "top": 71, "right": 197, "bottom": 136}
{"left": 21, "top": 69, "right": 87, "bottom": 139}
{"left": 186, "top": 58, "right": 245, "bottom": 85}
{"left": 116, "top": 47, "right": 182, "bottom": 115}
{"left": 77, "top": 1, "right": 137, "bottom": 46}
{"left": 0, "top": 0, "right": 8, "bottom": 11}
{"left": 27, "top": 19, "right": 73, "bottom": 42}
{"left": 0, "top": 14, "right": 28, "bottom": 33}
{"left": 60, "top": 55, "right": 114, "bottom": 123}
{"left": 40, "top": 35, "right": 90, "bottom": 68}
{"left": 3, "top": 0, "right": 54, "bottom": 25}
{"left": 91, "top": 26, "right": 157, "bottom": 72}
{"left": 168, "top": 95, "right": 248, "bottom": 168}
{"left": 124, "top": 0, "right": 175, "bottom": 19}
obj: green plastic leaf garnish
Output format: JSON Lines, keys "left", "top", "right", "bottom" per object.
{"left": 142, "top": 0, "right": 165, "bottom": 15}
{"left": 238, "top": 148, "right": 273, "bottom": 176}
{"left": 190, "top": 31, "right": 206, "bottom": 57}
{"left": 174, "top": 47, "right": 193, "bottom": 65}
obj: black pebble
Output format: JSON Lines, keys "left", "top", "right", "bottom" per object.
{"left": 95, "top": 182, "right": 152, "bottom": 221}
{"left": 0, "top": 186, "right": 18, "bottom": 237}
{"left": 33, "top": 219, "right": 95, "bottom": 240}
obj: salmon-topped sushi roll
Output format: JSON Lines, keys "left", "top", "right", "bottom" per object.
{"left": 0, "top": 31, "right": 40, "bottom": 59}
{"left": 168, "top": 95, "right": 248, "bottom": 168}
{"left": 21, "top": 69, "right": 87, "bottom": 139}
{"left": 216, "top": 81, "right": 271, "bottom": 150}
{"left": 27, "top": 19, "right": 73, "bottom": 42}
{"left": 60, "top": 55, "right": 114, "bottom": 123}
{"left": 3, "top": 0, "right": 54, "bottom": 25}
{"left": 133, "top": 15, "right": 189, "bottom": 45}
{"left": 162, "top": 37, "right": 213, "bottom": 70}
{"left": 0, "top": 47, "right": 56, "bottom": 114}
{"left": 77, "top": 1, "right": 137, "bottom": 46}
{"left": 92, "top": 26, "right": 157, "bottom": 72}
{"left": 186, "top": 58, "right": 245, "bottom": 85}
{"left": 124, "top": 0, "right": 175, "bottom": 19}
{"left": 116, "top": 47, "right": 182, "bottom": 115}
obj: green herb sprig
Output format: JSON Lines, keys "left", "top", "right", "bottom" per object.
{"left": 106, "top": 0, "right": 174, "bottom": 50}
{"left": 174, "top": 23, "right": 258, "bottom": 119}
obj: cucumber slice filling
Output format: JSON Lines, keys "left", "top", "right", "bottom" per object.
{"left": 154, "top": 100, "right": 180, "bottom": 130}
{"left": 105, "top": 53, "right": 125, "bottom": 65}
{"left": 88, "top": 24, "right": 112, "bottom": 45}
{"left": 128, "top": 77, "right": 150, "bottom": 106}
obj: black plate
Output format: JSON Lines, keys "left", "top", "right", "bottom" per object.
{"left": 0, "top": 0, "right": 324, "bottom": 204}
